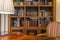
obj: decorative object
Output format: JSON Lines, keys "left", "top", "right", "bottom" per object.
{"left": 0, "top": 0, "right": 14, "bottom": 35}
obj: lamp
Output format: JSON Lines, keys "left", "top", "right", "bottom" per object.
{"left": 0, "top": 0, "right": 14, "bottom": 35}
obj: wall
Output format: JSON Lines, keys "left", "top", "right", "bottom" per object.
{"left": 56, "top": 0, "right": 60, "bottom": 22}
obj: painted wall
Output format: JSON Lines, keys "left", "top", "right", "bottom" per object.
{"left": 56, "top": 0, "right": 60, "bottom": 22}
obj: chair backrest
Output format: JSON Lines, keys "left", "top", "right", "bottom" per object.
{"left": 47, "top": 22, "right": 60, "bottom": 37}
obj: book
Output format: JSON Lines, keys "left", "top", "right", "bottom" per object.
{"left": 44, "top": 11, "right": 48, "bottom": 17}
{"left": 13, "top": 9, "right": 18, "bottom": 16}
{"left": 14, "top": 0, "right": 20, "bottom": 5}
{"left": 25, "top": 20, "right": 30, "bottom": 27}
{"left": 20, "top": 2, "right": 24, "bottom": 6}
{"left": 13, "top": 20, "right": 17, "bottom": 26}
{"left": 18, "top": 8, "right": 24, "bottom": 16}
{"left": 40, "top": 17, "right": 45, "bottom": 27}
{"left": 33, "top": 11, "right": 37, "bottom": 16}
{"left": 40, "top": 10, "right": 45, "bottom": 17}
{"left": 30, "top": 18, "right": 38, "bottom": 27}
{"left": 45, "top": 0, "right": 48, "bottom": 5}
{"left": 40, "top": 0, "right": 45, "bottom": 5}
{"left": 40, "top": 9, "right": 51, "bottom": 17}
{"left": 27, "top": 0, "right": 32, "bottom": 1}
{"left": 33, "top": 1, "right": 38, "bottom": 5}
{"left": 13, "top": 0, "right": 16, "bottom": 5}
{"left": 17, "top": 18, "right": 20, "bottom": 26}
{"left": 26, "top": 8, "right": 37, "bottom": 16}
{"left": 47, "top": 0, "right": 52, "bottom": 5}
{"left": 26, "top": 11, "right": 30, "bottom": 16}
{"left": 48, "top": 11, "right": 51, "bottom": 16}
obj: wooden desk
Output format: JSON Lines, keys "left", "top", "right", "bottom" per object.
{"left": 0, "top": 34, "right": 35, "bottom": 40}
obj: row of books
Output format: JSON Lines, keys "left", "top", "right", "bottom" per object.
{"left": 13, "top": 8, "right": 52, "bottom": 17}
{"left": 11, "top": 18, "right": 38, "bottom": 27}
{"left": 13, "top": 8, "right": 24, "bottom": 16}
{"left": 26, "top": 0, "right": 38, "bottom": 5}
{"left": 39, "top": 10, "right": 51, "bottom": 17}
{"left": 11, "top": 17, "right": 51, "bottom": 27}
{"left": 13, "top": 0, "right": 24, "bottom": 6}
{"left": 11, "top": 18, "right": 24, "bottom": 26}
{"left": 12, "top": 30, "right": 37, "bottom": 35}
{"left": 40, "top": 0, "right": 52, "bottom": 5}
{"left": 26, "top": 11, "right": 38, "bottom": 16}
{"left": 40, "top": 17, "right": 51, "bottom": 27}
{"left": 25, "top": 18, "right": 38, "bottom": 27}
{"left": 13, "top": 0, "right": 52, "bottom": 6}
{"left": 26, "top": 8, "right": 38, "bottom": 16}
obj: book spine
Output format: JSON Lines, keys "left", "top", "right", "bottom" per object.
{"left": 17, "top": 18, "right": 20, "bottom": 27}
{"left": 20, "top": 2, "right": 23, "bottom": 6}
{"left": 45, "top": 0, "right": 47, "bottom": 5}
{"left": 16, "top": 0, "right": 20, "bottom": 5}
{"left": 14, "top": 9, "right": 18, "bottom": 16}
{"left": 14, "top": 20, "right": 17, "bottom": 27}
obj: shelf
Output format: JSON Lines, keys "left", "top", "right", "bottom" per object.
{"left": 40, "top": 5, "right": 53, "bottom": 7}
{"left": 40, "top": 27, "right": 47, "bottom": 30}
{"left": 25, "top": 16, "right": 38, "bottom": 18}
{"left": 14, "top": 5, "right": 25, "bottom": 7}
{"left": 36, "top": 33, "right": 47, "bottom": 37}
{"left": 39, "top": 16, "right": 53, "bottom": 18}
{"left": 26, "top": 27, "right": 39, "bottom": 30}
{"left": 14, "top": 5, "right": 38, "bottom": 7}
{"left": 11, "top": 27, "right": 25, "bottom": 30}
{"left": 11, "top": 16, "right": 24, "bottom": 18}
{"left": 26, "top": 5, "right": 38, "bottom": 7}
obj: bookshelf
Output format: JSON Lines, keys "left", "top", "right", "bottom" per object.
{"left": 9, "top": 0, "right": 56, "bottom": 36}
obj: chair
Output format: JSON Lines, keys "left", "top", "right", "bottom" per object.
{"left": 36, "top": 22, "right": 60, "bottom": 40}
{"left": 47, "top": 22, "right": 60, "bottom": 40}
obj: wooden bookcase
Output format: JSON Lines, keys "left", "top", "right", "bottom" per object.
{"left": 9, "top": 0, "right": 56, "bottom": 36}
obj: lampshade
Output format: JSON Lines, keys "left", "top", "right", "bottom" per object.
{"left": 0, "top": 0, "right": 14, "bottom": 14}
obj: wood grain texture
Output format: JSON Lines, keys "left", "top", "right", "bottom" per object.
{"left": 0, "top": 34, "right": 35, "bottom": 40}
